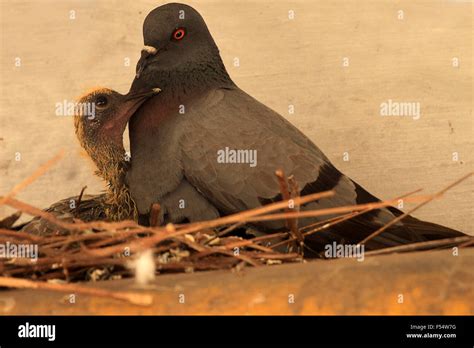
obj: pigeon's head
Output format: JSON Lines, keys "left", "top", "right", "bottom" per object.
{"left": 74, "top": 87, "right": 160, "bottom": 154}
{"left": 134, "top": 3, "right": 233, "bottom": 91}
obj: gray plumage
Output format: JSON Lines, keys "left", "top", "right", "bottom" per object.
{"left": 127, "top": 3, "right": 465, "bottom": 253}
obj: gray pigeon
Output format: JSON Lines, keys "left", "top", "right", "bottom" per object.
{"left": 127, "top": 3, "right": 465, "bottom": 253}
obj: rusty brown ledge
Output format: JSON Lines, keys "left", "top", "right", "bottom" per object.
{"left": 0, "top": 249, "right": 472, "bottom": 315}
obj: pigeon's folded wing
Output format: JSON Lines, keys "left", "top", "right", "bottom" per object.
{"left": 180, "top": 88, "right": 463, "bottom": 251}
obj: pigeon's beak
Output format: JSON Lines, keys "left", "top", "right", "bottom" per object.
{"left": 135, "top": 45, "right": 159, "bottom": 79}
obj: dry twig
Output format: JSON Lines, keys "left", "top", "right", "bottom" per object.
{"left": 0, "top": 276, "right": 152, "bottom": 306}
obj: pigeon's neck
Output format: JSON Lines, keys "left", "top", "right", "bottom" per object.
{"left": 103, "top": 162, "right": 137, "bottom": 221}
{"left": 88, "top": 143, "right": 124, "bottom": 183}
{"left": 86, "top": 144, "right": 136, "bottom": 220}
{"left": 135, "top": 51, "right": 235, "bottom": 99}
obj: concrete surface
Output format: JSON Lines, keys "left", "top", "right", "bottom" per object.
{"left": 0, "top": 1, "right": 472, "bottom": 233}
{"left": 0, "top": 249, "right": 473, "bottom": 315}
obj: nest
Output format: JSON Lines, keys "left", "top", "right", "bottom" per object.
{"left": 0, "top": 151, "right": 472, "bottom": 305}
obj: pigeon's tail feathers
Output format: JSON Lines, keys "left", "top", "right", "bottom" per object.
{"left": 339, "top": 181, "right": 466, "bottom": 248}
{"left": 385, "top": 207, "right": 465, "bottom": 241}
{"left": 301, "top": 173, "right": 466, "bottom": 255}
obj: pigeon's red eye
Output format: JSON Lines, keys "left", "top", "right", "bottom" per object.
{"left": 172, "top": 28, "right": 186, "bottom": 41}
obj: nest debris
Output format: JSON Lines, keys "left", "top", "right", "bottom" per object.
{"left": 0, "top": 151, "right": 472, "bottom": 305}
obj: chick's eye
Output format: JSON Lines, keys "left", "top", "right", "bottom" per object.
{"left": 95, "top": 96, "right": 108, "bottom": 107}
{"left": 172, "top": 28, "right": 186, "bottom": 41}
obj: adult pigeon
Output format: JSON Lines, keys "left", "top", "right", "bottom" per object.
{"left": 127, "top": 3, "right": 465, "bottom": 252}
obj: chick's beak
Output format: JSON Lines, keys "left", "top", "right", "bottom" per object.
{"left": 103, "top": 88, "right": 161, "bottom": 135}
{"left": 124, "top": 88, "right": 161, "bottom": 102}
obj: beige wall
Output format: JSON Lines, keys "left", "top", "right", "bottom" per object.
{"left": 0, "top": 0, "right": 472, "bottom": 234}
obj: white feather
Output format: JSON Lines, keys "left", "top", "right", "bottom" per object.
{"left": 128, "top": 249, "right": 155, "bottom": 286}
